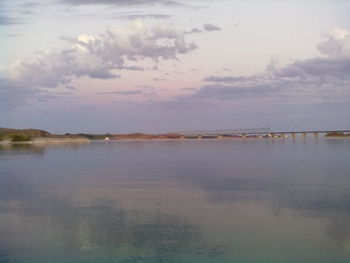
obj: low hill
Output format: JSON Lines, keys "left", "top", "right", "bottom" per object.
{"left": 0, "top": 127, "right": 51, "bottom": 137}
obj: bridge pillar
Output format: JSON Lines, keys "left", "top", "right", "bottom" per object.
{"left": 313, "top": 132, "right": 319, "bottom": 139}
{"left": 291, "top": 133, "right": 296, "bottom": 139}
{"left": 302, "top": 132, "right": 307, "bottom": 139}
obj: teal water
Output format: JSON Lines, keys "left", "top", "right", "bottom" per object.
{"left": 1, "top": 138, "right": 350, "bottom": 263}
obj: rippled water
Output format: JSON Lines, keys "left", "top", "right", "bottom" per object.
{"left": 1, "top": 138, "right": 350, "bottom": 263}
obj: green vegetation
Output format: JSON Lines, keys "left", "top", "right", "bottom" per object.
{"left": 10, "top": 134, "right": 32, "bottom": 142}
{"left": 0, "top": 127, "right": 51, "bottom": 143}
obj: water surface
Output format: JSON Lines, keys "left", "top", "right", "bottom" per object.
{"left": 1, "top": 138, "right": 350, "bottom": 263}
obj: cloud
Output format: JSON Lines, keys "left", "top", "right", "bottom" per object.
{"left": 19, "top": 2, "right": 41, "bottom": 8}
{"left": 0, "top": 1, "right": 23, "bottom": 26}
{"left": 0, "top": 15, "right": 18, "bottom": 25}
{"left": 152, "top": 77, "right": 167, "bottom": 81}
{"left": 60, "top": 0, "right": 171, "bottom": 6}
{"left": 0, "top": 79, "right": 30, "bottom": 110}
{"left": 196, "top": 58, "right": 350, "bottom": 101}
{"left": 161, "top": 1, "right": 184, "bottom": 7}
{"left": 122, "top": 65, "right": 145, "bottom": 71}
{"left": 2, "top": 33, "right": 23, "bottom": 38}
{"left": 137, "top": 85, "right": 155, "bottom": 89}
{"left": 118, "top": 14, "right": 172, "bottom": 20}
{"left": 0, "top": 78, "right": 73, "bottom": 110}
{"left": 1, "top": 21, "right": 197, "bottom": 110}
{"left": 317, "top": 27, "right": 350, "bottom": 59}
{"left": 185, "top": 28, "right": 202, "bottom": 34}
{"left": 95, "top": 90, "right": 142, "bottom": 95}
{"left": 5, "top": 21, "right": 197, "bottom": 89}
{"left": 59, "top": 0, "right": 200, "bottom": 9}
{"left": 143, "top": 97, "right": 213, "bottom": 111}
{"left": 203, "top": 76, "right": 250, "bottom": 83}
{"left": 189, "top": 27, "right": 350, "bottom": 102}
{"left": 180, "top": 87, "right": 195, "bottom": 90}
{"left": 203, "top": 23, "right": 221, "bottom": 32}
{"left": 20, "top": 10, "right": 36, "bottom": 15}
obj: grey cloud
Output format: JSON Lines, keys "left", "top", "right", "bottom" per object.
{"left": 274, "top": 58, "right": 350, "bottom": 83}
{"left": 203, "top": 23, "right": 221, "bottom": 32}
{"left": 161, "top": 1, "right": 183, "bottom": 7}
{"left": 19, "top": 2, "right": 41, "bottom": 8}
{"left": 16, "top": 2, "right": 41, "bottom": 15}
{"left": 137, "top": 85, "right": 155, "bottom": 89}
{"left": 185, "top": 28, "right": 202, "bottom": 34}
{"left": 0, "top": 79, "right": 74, "bottom": 110}
{"left": 194, "top": 56, "right": 350, "bottom": 101}
{"left": 181, "top": 87, "right": 195, "bottom": 90}
{"left": 35, "top": 90, "right": 75, "bottom": 102}
{"left": 111, "top": 100, "right": 137, "bottom": 104}
{"left": 152, "top": 77, "right": 167, "bottom": 81}
{"left": 189, "top": 28, "right": 350, "bottom": 102}
{"left": 118, "top": 14, "right": 172, "bottom": 20}
{"left": 0, "top": 15, "right": 18, "bottom": 25}
{"left": 60, "top": 0, "right": 195, "bottom": 9}
{"left": 3, "top": 33, "right": 23, "bottom": 37}
{"left": 204, "top": 76, "right": 250, "bottom": 83}
{"left": 95, "top": 90, "right": 142, "bottom": 95}
{"left": 0, "top": 79, "right": 31, "bottom": 110}
{"left": 191, "top": 84, "right": 279, "bottom": 100}
{"left": 20, "top": 11, "right": 36, "bottom": 15}
{"left": 123, "top": 66, "right": 145, "bottom": 71}
{"left": 143, "top": 97, "right": 213, "bottom": 111}
{"left": 60, "top": 0, "right": 170, "bottom": 6}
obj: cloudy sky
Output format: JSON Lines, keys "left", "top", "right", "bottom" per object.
{"left": 1, "top": 0, "right": 350, "bottom": 133}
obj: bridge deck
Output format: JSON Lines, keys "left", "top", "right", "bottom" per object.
{"left": 178, "top": 130, "right": 350, "bottom": 136}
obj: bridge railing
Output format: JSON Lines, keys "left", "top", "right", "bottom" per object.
{"left": 177, "top": 128, "right": 271, "bottom": 135}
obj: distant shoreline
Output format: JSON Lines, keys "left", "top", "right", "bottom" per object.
{"left": 1, "top": 127, "right": 350, "bottom": 145}
{"left": 1, "top": 135, "right": 349, "bottom": 146}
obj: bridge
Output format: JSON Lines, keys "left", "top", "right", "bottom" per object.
{"left": 175, "top": 128, "right": 350, "bottom": 139}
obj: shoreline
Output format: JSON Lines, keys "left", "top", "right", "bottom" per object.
{"left": 1, "top": 135, "right": 349, "bottom": 145}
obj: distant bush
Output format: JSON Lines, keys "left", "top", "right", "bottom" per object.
{"left": 10, "top": 134, "right": 32, "bottom": 142}
{"left": 0, "top": 135, "right": 3, "bottom": 141}
{"left": 325, "top": 132, "right": 345, "bottom": 137}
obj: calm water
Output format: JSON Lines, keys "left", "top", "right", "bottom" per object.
{"left": 1, "top": 138, "right": 350, "bottom": 263}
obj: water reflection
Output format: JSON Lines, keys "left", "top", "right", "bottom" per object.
{"left": 0, "top": 143, "right": 46, "bottom": 155}
{"left": 1, "top": 139, "right": 350, "bottom": 262}
{"left": 0, "top": 141, "right": 91, "bottom": 155}
{"left": 0, "top": 174, "right": 223, "bottom": 262}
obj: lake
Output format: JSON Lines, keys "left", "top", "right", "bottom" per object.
{"left": 1, "top": 138, "right": 350, "bottom": 263}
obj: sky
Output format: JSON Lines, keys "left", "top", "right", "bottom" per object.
{"left": 1, "top": 0, "right": 350, "bottom": 133}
